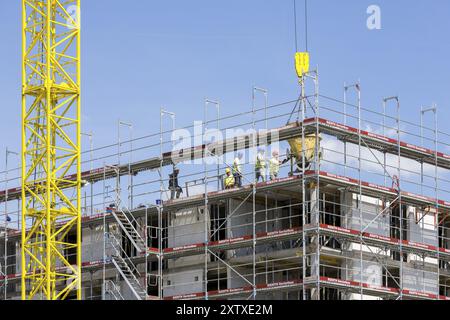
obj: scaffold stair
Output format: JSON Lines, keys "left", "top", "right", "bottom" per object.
{"left": 105, "top": 280, "right": 124, "bottom": 300}
{"left": 111, "top": 204, "right": 146, "bottom": 254}
{"left": 107, "top": 232, "right": 147, "bottom": 300}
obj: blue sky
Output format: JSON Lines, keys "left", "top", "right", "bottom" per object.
{"left": 0, "top": 0, "right": 449, "bottom": 172}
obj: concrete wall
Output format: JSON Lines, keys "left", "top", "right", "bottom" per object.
{"left": 227, "top": 267, "right": 285, "bottom": 300}
{"left": 342, "top": 259, "right": 383, "bottom": 286}
{"left": 403, "top": 267, "right": 438, "bottom": 295}
{"left": 342, "top": 258, "right": 383, "bottom": 300}
{"left": 407, "top": 207, "right": 438, "bottom": 247}
{"left": 227, "top": 199, "right": 283, "bottom": 257}
{"left": 82, "top": 224, "right": 104, "bottom": 262}
{"left": 341, "top": 192, "right": 389, "bottom": 237}
{"left": 168, "top": 206, "right": 207, "bottom": 248}
{"left": 163, "top": 268, "right": 205, "bottom": 297}
{"left": 167, "top": 206, "right": 209, "bottom": 269}
{"left": 164, "top": 206, "right": 208, "bottom": 297}
{"left": 443, "top": 220, "right": 450, "bottom": 250}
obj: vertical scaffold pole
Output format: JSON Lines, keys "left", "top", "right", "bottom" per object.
{"left": 433, "top": 105, "right": 439, "bottom": 297}
{"left": 253, "top": 87, "right": 269, "bottom": 181}
{"left": 421, "top": 105, "right": 439, "bottom": 294}
{"left": 4, "top": 148, "right": 18, "bottom": 300}
{"left": 2, "top": 152, "right": 6, "bottom": 301}
{"left": 160, "top": 108, "right": 176, "bottom": 300}
{"left": 345, "top": 82, "right": 363, "bottom": 298}
{"left": 205, "top": 100, "right": 220, "bottom": 191}
{"left": 356, "top": 81, "right": 363, "bottom": 300}
{"left": 301, "top": 68, "right": 319, "bottom": 299}
{"left": 102, "top": 164, "right": 107, "bottom": 300}
{"left": 300, "top": 73, "right": 307, "bottom": 300}
{"left": 382, "top": 100, "right": 387, "bottom": 187}
{"left": 251, "top": 89, "right": 258, "bottom": 300}
{"left": 344, "top": 82, "right": 359, "bottom": 177}
{"left": 252, "top": 87, "right": 269, "bottom": 296}
{"left": 159, "top": 109, "right": 163, "bottom": 301}
{"left": 343, "top": 82, "right": 347, "bottom": 177}
{"left": 384, "top": 96, "right": 401, "bottom": 298}
{"left": 204, "top": 100, "right": 210, "bottom": 300}
{"left": 251, "top": 88, "right": 257, "bottom": 297}
{"left": 420, "top": 107, "right": 424, "bottom": 196}
{"left": 204, "top": 99, "right": 220, "bottom": 300}
{"left": 251, "top": 84, "right": 259, "bottom": 298}
{"left": 396, "top": 98, "right": 402, "bottom": 300}
{"left": 81, "top": 132, "right": 94, "bottom": 216}
{"left": 421, "top": 106, "right": 437, "bottom": 196}
{"left": 118, "top": 121, "right": 133, "bottom": 209}
{"left": 314, "top": 68, "right": 320, "bottom": 300}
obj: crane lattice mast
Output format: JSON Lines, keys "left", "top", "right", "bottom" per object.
{"left": 21, "top": 0, "right": 82, "bottom": 300}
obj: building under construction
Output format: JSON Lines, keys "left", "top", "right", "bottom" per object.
{"left": 1, "top": 1, "right": 450, "bottom": 301}
{"left": 1, "top": 68, "right": 450, "bottom": 300}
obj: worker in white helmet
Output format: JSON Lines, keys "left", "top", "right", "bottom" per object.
{"left": 269, "top": 150, "right": 282, "bottom": 181}
{"left": 233, "top": 152, "right": 243, "bottom": 187}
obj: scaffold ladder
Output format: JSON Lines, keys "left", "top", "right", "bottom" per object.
{"left": 105, "top": 280, "right": 124, "bottom": 300}
{"left": 107, "top": 232, "right": 146, "bottom": 300}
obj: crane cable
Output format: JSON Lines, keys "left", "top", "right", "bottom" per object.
{"left": 294, "top": 0, "right": 298, "bottom": 52}
{"left": 293, "top": 0, "right": 309, "bottom": 53}
{"left": 288, "top": 0, "right": 309, "bottom": 125}
{"left": 305, "top": 0, "right": 308, "bottom": 52}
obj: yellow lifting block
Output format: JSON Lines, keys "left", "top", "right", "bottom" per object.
{"left": 295, "top": 52, "right": 310, "bottom": 78}
{"left": 288, "top": 133, "right": 322, "bottom": 162}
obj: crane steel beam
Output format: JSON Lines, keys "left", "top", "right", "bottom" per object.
{"left": 21, "top": 0, "right": 81, "bottom": 300}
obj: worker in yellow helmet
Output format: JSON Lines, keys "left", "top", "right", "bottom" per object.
{"left": 224, "top": 168, "right": 235, "bottom": 190}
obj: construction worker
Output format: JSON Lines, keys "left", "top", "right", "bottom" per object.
{"left": 233, "top": 152, "right": 243, "bottom": 187}
{"left": 169, "top": 167, "right": 183, "bottom": 199}
{"left": 224, "top": 168, "right": 235, "bottom": 189}
{"left": 269, "top": 150, "right": 282, "bottom": 181}
{"left": 255, "top": 148, "right": 266, "bottom": 183}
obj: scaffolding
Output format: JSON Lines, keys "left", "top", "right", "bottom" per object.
{"left": 1, "top": 72, "right": 450, "bottom": 300}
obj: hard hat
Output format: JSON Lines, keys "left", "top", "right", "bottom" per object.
{"left": 225, "top": 168, "right": 231, "bottom": 174}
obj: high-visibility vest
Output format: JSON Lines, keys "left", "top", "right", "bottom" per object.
{"left": 255, "top": 154, "right": 266, "bottom": 169}
{"left": 269, "top": 157, "right": 280, "bottom": 175}
{"left": 233, "top": 158, "right": 242, "bottom": 174}
{"left": 224, "top": 174, "right": 235, "bottom": 188}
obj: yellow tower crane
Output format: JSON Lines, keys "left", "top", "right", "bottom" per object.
{"left": 21, "top": 0, "right": 82, "bottom": 300}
